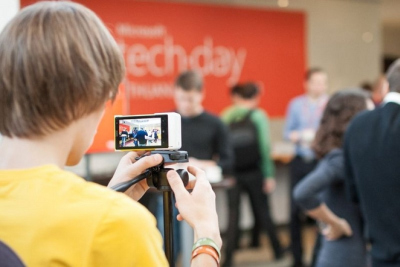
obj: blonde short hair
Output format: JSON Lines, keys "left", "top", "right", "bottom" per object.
{"left": 0, "top": 1, "right": 125, "bottom": 138}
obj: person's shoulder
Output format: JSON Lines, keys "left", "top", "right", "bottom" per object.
{"left": 45, "top": 169, "right": 151, "bottom": 220}
{"left": 324, "top": 148, "right": 343, "bottom": 164}
{"left": 102, "top": 188, "right": 156, "bottom": 229}
{"left": 252, "top": 108, "right": 268, "bottom": 117}
{"left": 202, "top": 111, "right": 225, "bottom": 125}
{"left": 250, "top": 108, "right": 269, "bottom": 122}
{"left": 289, "top": 94, "right": 306, "bottom": 106}
{"left": 347, "top": 108, "right": 376, "bottom": 133}
{"left": 220, "top": 106, "right": 234, "bottom": 118}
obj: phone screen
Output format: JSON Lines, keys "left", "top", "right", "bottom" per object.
{"left": 115, "top": 115, "right": 168, "bottom": 150}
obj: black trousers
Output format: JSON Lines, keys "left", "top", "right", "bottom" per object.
{"left": 289, "top": 156, "right": 318, "bottom": 266}
{"left": 223, "top": 168, "right": 282, "bottom": 266}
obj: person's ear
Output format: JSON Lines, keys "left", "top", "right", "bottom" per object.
{"left": 382, "top": 79, "right": 389, "bottom": 95}
{"left": 199, "top": 90, "right": 205, "bottom": 102}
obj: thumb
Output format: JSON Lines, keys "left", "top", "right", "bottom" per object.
{"left": 167, "top": 170, "right": 189, "bottom": 201}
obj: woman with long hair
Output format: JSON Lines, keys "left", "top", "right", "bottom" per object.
{"left": 293, "top": 90, "right": 371, "bottom": 267}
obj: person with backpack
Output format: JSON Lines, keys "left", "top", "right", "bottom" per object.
{"left": 221, "top": 82, "right": 283, "bottom": 267}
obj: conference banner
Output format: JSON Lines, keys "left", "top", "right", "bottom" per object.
{"left": 21, "top": 0, "right": 306, "bottom": 153}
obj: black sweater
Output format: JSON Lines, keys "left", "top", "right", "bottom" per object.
{"left": 180, "top": 111, "right": 234, "bottom": 175}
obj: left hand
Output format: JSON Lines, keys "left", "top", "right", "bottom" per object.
{"left": 322, "top": 218, "right": 353, "bottom": 241}
{"left": 108, "top": 151, "right": 163, "bottom": 201}
{"left": 263, "top": 178, "right": 276, "bottom": 194}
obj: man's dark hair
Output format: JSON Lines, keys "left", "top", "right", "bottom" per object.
{"left": 386, "top": 59, "right": 400, "bottom": 93}
{"left": 305, "top": 67, "right": 325, "bottom": 81}
{"left": 174, "top": 70, "right": 203, "bottom": 92}
{"left": 231, "top": 82, "right": 260, "bottom": 99}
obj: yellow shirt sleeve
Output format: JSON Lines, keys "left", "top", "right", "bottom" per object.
{"left": 87, "top": 195, "right": 168, "bottom": 267}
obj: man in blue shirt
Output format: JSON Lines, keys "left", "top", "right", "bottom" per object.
{"left": 284, "top": 68, "right": 329, "bottom": 267}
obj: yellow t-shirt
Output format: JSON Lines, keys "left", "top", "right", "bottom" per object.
{"left": 0, "top": 165, "right": 168, "bottom": 266}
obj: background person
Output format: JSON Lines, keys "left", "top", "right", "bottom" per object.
{"left": 156, "top": 69, "right": 234, "bottom": 262}
{"left": 283, "top": 68, "right": 329, "bottom": 267}
{"left": 344, "top": 59, "right": 400, "bottom": 267}
{"left": 135, "top": 127, "right": 148, "bottom": 146}
{"left": 120, "top": 128, "right": 129, "bottom": 147}
{"left": 0, "top": 2, "right": 221, "bottom": 266}
{"left": 132, "top": 127, "right": 139, "bottom": 147}
{"left": 154, "top": 129, "right": 159, "bottom": 144}
{"left": 174, "top": 70, "right": 234, "bottom": 174}
{"left": 221, "top": 82, "right": 283, "bottom": 267}
{"left": 294, "top": 90, "right": 370, "bottom": 267}
{"left": 360, "top": 76, "right": 389, "bottom": 107}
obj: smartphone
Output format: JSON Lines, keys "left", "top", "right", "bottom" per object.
{"left": 114, "top": 112, "right": 181, "bottom": 151}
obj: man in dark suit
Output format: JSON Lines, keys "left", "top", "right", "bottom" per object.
{"left": 344, "top": 59, "right": 400, "bottom": 267}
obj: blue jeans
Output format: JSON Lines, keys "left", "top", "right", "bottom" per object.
{"left": 121, "top": 136, "right": 126, "bottom": 147}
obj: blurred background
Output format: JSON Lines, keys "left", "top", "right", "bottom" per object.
{"left": 1, "top": 0, "right": 399, "bottom": 266}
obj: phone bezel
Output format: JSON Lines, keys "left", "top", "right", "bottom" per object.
{"left": 114, "top": 114, "right": 169, "bottom": 150}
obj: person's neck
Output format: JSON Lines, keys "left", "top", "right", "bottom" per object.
{"left": 0, "top": 131, "right": 73, "bottom": 170}
{"left": 235, "top": 99, "right": 257, "bottom": 109}
{"left": 180, "top": 106, "right": 204, "bottom": 118}
{"left": 307, "top": 93, "right": 324, "bottom": 102}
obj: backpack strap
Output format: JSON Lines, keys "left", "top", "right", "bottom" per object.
{"left": 242, "top": 109, "right": 255, "bottom": 121}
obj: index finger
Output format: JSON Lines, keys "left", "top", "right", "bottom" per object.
{"left": 124, "top": 151, "right": 148, "bottom": 163}
{"left": 187, "top": 166, "right": 210, "bottom": 189}
{"left": 167, "top": 170, "right": 190, "bottom": 201}
{"left": 125, "top": 154, "right": 163, "bottom": 174}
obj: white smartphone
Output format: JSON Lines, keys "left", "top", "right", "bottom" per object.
{"left": 114, "top": 112, "right": 181, "bottom": 151}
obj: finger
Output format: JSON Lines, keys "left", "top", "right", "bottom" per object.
{"left": 185, "top": 178, "right": 197, "bottom": 190}
{"left": 324, "top": 230, "right": 336, "bottom": 240}
{"left": 187, "top": 166, "right": 208, "bottom": 187}
{"left": 326, "top": 235, "right": 335, "bottom": 241}
{"left": 123, "top": 151, "right": 147, "bottom": 163}
{"left": 345, "top": 227, "right": 353, "bottom": 236}
{"left": 137, "top": 177, "right": 150, "bottom": 191}
{"left": 177, "top": 214, "right": 184, "bottom": 221}
{"left": 167, "top": 170, "right": 190, "bottom": 201}
{"left": 322, "top": 226, "right": 330, "bottom": 236}
{"left": 126, "top": 154, "right": 163, "bottom": 173}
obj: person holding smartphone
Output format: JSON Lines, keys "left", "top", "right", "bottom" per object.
{"left": 0, "top": 2, "right": 221, "bottom": 266}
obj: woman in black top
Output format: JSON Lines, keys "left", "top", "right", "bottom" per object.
{"left": 293, "top": 90, "right": 371, "bottom": 267}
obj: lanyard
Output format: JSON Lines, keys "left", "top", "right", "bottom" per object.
{"left": 301, "top": 95, "right": 328, "bottom": 129}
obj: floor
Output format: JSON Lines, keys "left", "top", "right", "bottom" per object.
{"left": 222, "top": 226, "right": 318, "bottom": 267}
{"left": 175, "top": 225, "right": 318, "bottom": 267}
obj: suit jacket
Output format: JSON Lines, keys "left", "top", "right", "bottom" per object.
{"left": 344, "top": 102, "right": 400, "bottom": 265}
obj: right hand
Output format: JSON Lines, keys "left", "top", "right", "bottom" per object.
{"left": 322, "top": 218, "right": 353, "bottom": 241}
{"left": 167, "top": 166, "right": 222, "bottom": 248}
{"left": 108, "top": 152, "right": 163, "bottom": 201}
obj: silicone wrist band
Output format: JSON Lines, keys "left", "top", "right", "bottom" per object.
{"left": 191, "top": 246, "right": 220, "bottom": 266}
{"left": 192, "top": 237, "right": 221, "bottom": 261}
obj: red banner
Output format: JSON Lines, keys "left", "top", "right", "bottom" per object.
{"left": 21, "top": 0, "right": 306, "bottom": 153}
